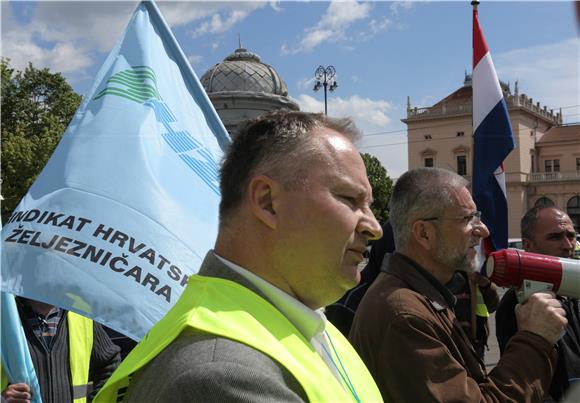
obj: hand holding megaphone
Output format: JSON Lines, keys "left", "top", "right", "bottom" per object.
{"left": 486, "top": 249, "right": 580, "bottom": 300}
{"left": 487, "top": 249, "right": 572, "bottom": 344}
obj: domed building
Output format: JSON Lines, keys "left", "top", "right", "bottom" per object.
{"left": 200, "top": 47, "right": 299, "bottom": 137}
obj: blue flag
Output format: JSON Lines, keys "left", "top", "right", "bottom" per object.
{"left": 1, "top": 292, "right": 42, "bottom": 403}
{"left": 1, "top": 0, "right": 230, "bottom": 340}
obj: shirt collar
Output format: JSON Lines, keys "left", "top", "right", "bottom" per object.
{"left": 214, "top": 254, "right": 326, "bottom": 340}
{"left": 383, "top": 252, "right": 457, "bottom": 309}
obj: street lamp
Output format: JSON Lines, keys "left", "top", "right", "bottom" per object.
{"left": 313, "top": 65, "right": 338, "bottom": 115}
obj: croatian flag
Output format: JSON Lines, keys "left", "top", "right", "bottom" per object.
{"left": 472, "top": 3, "right": 515, "bottom": 254}
{"left": 1, "top": 0, "right": 229, "bottom": 340}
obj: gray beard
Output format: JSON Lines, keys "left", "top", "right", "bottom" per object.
{"left": 434, "top": 242, "right": 478, "bottom": 273}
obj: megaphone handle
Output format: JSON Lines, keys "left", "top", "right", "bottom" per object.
{"left": 516, "top": 279, "right": 554, "bottom": 303}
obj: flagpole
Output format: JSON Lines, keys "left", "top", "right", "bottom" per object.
{"left": 471, "top": 0, "right": 478, "bottom": 196}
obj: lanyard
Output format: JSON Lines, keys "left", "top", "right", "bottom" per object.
{"left": 321, "top": 330, "right": 361, "bottom": 403}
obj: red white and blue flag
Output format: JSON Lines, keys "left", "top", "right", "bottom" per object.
{"left": 472, "top": 3, "right": 515, "bottom": 254}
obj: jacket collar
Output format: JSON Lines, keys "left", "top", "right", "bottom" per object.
{"left": 382, "top": 252, "right": 457, "bottom": 310}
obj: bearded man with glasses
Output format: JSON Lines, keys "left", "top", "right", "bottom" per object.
{"left": 349, "top": 167, "right": 567, "bottom": 402}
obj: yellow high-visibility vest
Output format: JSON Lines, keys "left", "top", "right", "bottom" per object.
{"left": 475, "top": 288, "right": 490, "bottom": 318}
{"left": 95, "top": 275, "right": 383, "bottom": 402}
{"left": 1, "top": 312, "right": 93, "bottom": 403}
{"left": 68, "top": 312, "right": 94, "bottom": 403}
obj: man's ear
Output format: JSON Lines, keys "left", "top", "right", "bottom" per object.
{"left": 411, "top": 220, "right": 435, "bottom": 250}
{"left": 248, "top": 174, "right": 279, "bottom": 230}
{"left": 522, "top": 237, "right": 534, "bottom": 252}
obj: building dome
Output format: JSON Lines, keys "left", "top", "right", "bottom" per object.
{"left": 201, "top": 48, "right": 289, "bottom": 96}
{"left": 199, "top": 46, "right": 299, "bottom": 137}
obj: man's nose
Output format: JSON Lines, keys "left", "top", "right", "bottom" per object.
{"left": 473, "top": 220, "right": 490, "bottom": 239}
{"left": 563, "top": 236, "right": 575, "bottom": 251}
{"left": 358, "top": 208, "right": 383, "bottom": 241}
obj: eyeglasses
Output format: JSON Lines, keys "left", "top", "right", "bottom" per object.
{"left": 421, "top": 211, "right": 483, "bottom": 226}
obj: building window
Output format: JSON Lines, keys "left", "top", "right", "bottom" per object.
{"left": 424, "top": 134, "right": 432, "bottom": 140}
{"left": 568, "top": 196, "right": 580, "bottom": 232}
{"left": 456, "top": 131, "right": 465, "bottom": 137}
{"left": 535, "top": 197, "right": 554, "bottom": 208}
{"left": 531, "top": 155, "right": 535, "bottom": 172}
{"left": 577, "top": 158, "right": 580, "bottom": 171}
{"left": 545, "top": 159, "right": 561, "bottom": 173}
{"left": 457, "top": 155, "right": 467, "bottom": 176}
{"left": 424, "top": 157, "right": 434, "bottom": 168}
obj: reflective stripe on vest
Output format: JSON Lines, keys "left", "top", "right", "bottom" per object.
{"left": 475, "top": 288, "right": 490, "bottom": 318}
{"left": 95, "top": 275, "right": 383, "bottom": 403}
{"left": 68, "top": 312, "right": 93, "bottom": 403}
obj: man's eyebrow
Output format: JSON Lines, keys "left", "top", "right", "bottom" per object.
{"left": 546, "top": 230, "right": 573, "bottom": 238}
{"left": 340, "top": 186, "right": 374, "bottom": 206}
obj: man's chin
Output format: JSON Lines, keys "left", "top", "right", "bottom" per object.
{"left": 342, "top": 265, "right": 361, "bottom": 287}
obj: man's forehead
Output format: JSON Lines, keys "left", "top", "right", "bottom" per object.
{"left": 446, "top": 186, "right": 475, "bottom": 211}
{"left": 536, "top": 209, "right": 575, "bottom": 233}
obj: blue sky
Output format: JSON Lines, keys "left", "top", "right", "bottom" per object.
{"left": 2, "top": 1, "right": 579, "bottom": 177}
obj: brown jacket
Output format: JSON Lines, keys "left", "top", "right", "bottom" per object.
{"left": 349, "top": 253, "right": 557, "bottom": 402}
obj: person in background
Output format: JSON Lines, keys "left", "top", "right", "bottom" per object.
{"left": 326, "top": 221, "right": 395, "bottom": 336}
{"left": 95, "top": 110, "right": 384, "bottom": 403}
{"left": 1, "top": 298, "right": 120, "bottom": 403}
{"left": 350, "top": 167, "right": 566, "bottom": 402}
{"left": 327, "top": 217, "right": 500, "bottom": 361}
{"left": 496, "top": 206, "right": 580, "bottom": 402}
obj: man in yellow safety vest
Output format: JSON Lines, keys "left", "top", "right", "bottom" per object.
{"left": 1, "top": 298, "right": 121, "bottom": 403}
{"left": 96, "top": 110, "right": 384, "bottom": 402}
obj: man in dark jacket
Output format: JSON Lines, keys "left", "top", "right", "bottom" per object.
{"left": 350, "top": 167, "right": 567, "bottom": 402}
{"left": 1, "top": 298, "right": 121, "bottom": 403}
{"left": 496, "top": 206, "right": 580, "bottom": 402}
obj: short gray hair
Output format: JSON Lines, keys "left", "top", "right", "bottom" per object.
{"left": 219, "top": 109, "right": 361, "bottom": 221}
{"left": 389, "top": 167, "right": 468, "bottom": 250}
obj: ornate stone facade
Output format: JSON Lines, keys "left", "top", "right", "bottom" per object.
{"left": 403, "top": 75, "right": 580, "bottom": 235}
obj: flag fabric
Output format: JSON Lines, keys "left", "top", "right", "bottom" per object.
{"left": 1, "top": 0, "right": 230, "bottom": 341}
{"left": 472, "top": 4, "right": 516, "bottom": 254}
{"left": 1, "top": 292, "right": 42, "bottom": 403}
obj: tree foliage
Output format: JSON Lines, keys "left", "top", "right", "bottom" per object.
{"left": 361, "top": 153, "right": 393, "bottom": 224}
{"left": 1, "top": 58, "right": 82, "bottom": 222}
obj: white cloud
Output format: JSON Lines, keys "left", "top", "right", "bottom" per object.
{"left": 283, "top": 1, "right": 372, "bottom": 54}
{"left": 297, "top": 77, "right": 315, "bottom": 91}
{"left": 296, "top": 93, "right": 393, "bottom": 133}
{"left": 192, "top": 9, "right": 251, "bottom": 37}
{"left": 188, "top": 54, "right": 204, "bottom": 67}
{"left": 1, "top": 2, "right": 266, "bottom": 84}
{"left": 1, "top": 1, "right": 134, "bottom": 80}
{"left": 496, "top": 37, "right": 580, "bottom": 124}
{"left": 369, "top": 17, "right": 392, "bottom": 34}
{"left": 390, "top": 1, "right": 415, "bottom": 17}
{"left": 31, "top": 2, "right": 136, "bottom": 53}
{"left": 1, "top": 8, "right": 93, "bottom": 78}
{"left": 295, "top": 93, "right": 406, "bottom": 177}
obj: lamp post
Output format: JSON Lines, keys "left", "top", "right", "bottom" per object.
{"left": 313, "top": 65, "right": 338, "bottom": 116}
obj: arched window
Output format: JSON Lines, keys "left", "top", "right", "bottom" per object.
{"left": 567, "top": 196, "right": 580, "bottom": 231}
{"left": 534, "top": 197, "right": 554, "bottom": 207}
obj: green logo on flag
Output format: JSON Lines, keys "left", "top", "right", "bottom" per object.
{"left": 93, "top": 66, "right": 161, "bottom": 103}
{"left": 92, "top": 66, "right": 220, "bottom": 196}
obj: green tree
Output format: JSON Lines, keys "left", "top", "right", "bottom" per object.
{"left": 1, "top": 59, "right": 82, "bottom": 222}
{"left": 361, "top": 153, "right": 393, "bottom": 224}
